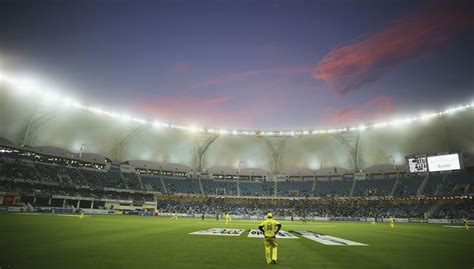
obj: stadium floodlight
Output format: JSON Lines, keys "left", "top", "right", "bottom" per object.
{"left": 189, "top": 126, "right": 199, "bottom": 133}
{"left": 0, "top": 72, "right": 14, "bottom": 85}
{"left": 1, "top": 70, "right": 474, "bottom": 137}
{"left": 373, "top": 122, "right": 388, "bottom": 128}
{"left": 153, "top": 121, "right": 164, "bottom": 128}
{"left": 390, "top": 118, "right": 405, "bottom": 127}
{"left": 132, "top": 117, "right": 147, "bottom": 124}
{"left": 71, "top": 101, "right": 83, "bottom": 109}
{"left": 120, "top": 114, "right": 132, "bottom": 122}
{"left": 42, "top": 91, "right": 60, "bottom": 103}
{"left": 443, "top": 106, "right": 465, "bottom": 114}
{"left": 357, "top": 125, "right": 367, "bottom": 131}
{"left": 15, "top": 78, "right": 36, "bottom": 95}
{"left": 61, "top": 97, "right": 80, "bottom": 108}
{"left": 419, "top": 113, "right": 436, "bottom": 121}
{"left": 104, "top": 111, "right": 119, "bottom": 119}
{"left": 89, "top": 107, "right": 104, "bottom": 115}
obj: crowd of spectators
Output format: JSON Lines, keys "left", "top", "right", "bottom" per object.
{"left": 155, "top": 197, "right": 469, "bottom": 219}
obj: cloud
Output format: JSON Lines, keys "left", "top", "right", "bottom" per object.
{"left": 133, "top": 95, "right": 280, "bottom": 128}
{"left": 183, "top": 66, "right": 312, "bottom": 93}
{"left": 314, "top": 3, "right": 473, "bottom": 95}
{"left": 324, "top": 96, "right": 394, "bottom": 125}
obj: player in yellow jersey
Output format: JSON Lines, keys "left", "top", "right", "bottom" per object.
{"left": 79, "top": 212, "right": 84, "bottom": 220}
{"left": 389, "top": 216, "right": 395, "bottom": 228}
{"left": 463, "top": 218, "right": 469, "bottom": 231}
{"left": 225, "top": 213, "right": 232, "bottom": 225}
{"left": 258, "top": 213, "right": 282, "bottom": 264}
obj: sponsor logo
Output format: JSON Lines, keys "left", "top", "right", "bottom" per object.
{"left": 247, "top": 230, "right": 299, "bottom": 239}
{"left": 190, "top": 228, "right": 245, "bottom": 236}
{"left": 443, "top": 225, "right": 472, "bottom": 229}
{"left": 290, "top": 231, "right": 368, "bottom": 246}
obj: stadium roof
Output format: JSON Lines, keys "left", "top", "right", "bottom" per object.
{"left": 0, "top": 70, "right": 473, "bottom": 137}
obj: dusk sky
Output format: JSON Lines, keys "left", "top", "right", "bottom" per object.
{"left": 1, "top": 0, "right": 473, "bottom": 130}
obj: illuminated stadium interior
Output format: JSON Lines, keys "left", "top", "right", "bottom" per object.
{"left": 0, "top": 1, "right": 473, "bottom": 268}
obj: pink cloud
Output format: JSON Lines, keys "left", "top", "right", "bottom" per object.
{"left": 183, "top": 66, "right": 312, "bottom": 93}
{"left": 133, "top": 95, "right": 280, "bottom": 128}
{"left": 314, "top": 4, "right": 473, "bottom": 95}
{"left": 325, "top": 96, "right": 395, "bottom": 125}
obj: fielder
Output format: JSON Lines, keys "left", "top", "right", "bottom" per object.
{"left": 258, "top": 213, "right": 282, "bottom": 264}
{"left": 389, "top": 216, "right": 395, "bottom": 228}
{"left": 225, "top": 213, "right": 232, "bottom": 225}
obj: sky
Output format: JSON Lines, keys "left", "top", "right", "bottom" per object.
{"left": 0, "top": 0, "right": 473, "bottom": 130}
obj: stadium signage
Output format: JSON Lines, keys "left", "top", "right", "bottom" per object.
{"left": 247, "top": 230, "right": 299, "bottom": 239}
{"left": 354, "top": 173, "right": 367, "bottom": 180}
{"left": 406, "top": 152, "right": 462, "bottom": 173}
{"left": 290, "top": 231, "right": 367, "bottom": 246}
{"left": 190, "top": 228, "right": 245, "bottom": 236}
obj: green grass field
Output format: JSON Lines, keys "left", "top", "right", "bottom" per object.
{"left": 0, "top": 214, "right": 472, "bottom": 269}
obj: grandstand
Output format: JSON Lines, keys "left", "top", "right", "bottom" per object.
{"left": 1, "top": 141, "right": 473, "bottom": 219}
{"left": 0, "top": 74, "right": 473, "bottom": 219}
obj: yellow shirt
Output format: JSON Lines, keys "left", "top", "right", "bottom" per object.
{"left": 259, "top": 219, "right": 281, "bottom": 238}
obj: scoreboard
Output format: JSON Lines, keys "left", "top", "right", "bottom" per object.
{"left": 407, "top": 156, "right": 428, "bottom": 173}
{"left": 406, "top": 153, "right": 462, "bottom": 173}
{"left": 427, "top": 153, "right": 461, "bottom": 172}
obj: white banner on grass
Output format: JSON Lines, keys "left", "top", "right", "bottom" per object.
{"left": 189, "top": 228, "right": 245, "bottom": 236}
{"left": 247, "top": 230, "right": 299, "bottom": 239}
{"left": 291, "top": 231, "right": 367, "bottom": 246}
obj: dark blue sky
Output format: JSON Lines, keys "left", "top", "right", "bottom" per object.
{"left": 0, "top": 0, "right": 472, "bottom": 130}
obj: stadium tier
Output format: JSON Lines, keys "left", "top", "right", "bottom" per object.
{"left": 1, "top": 143, "right": 473, "bottom": 219}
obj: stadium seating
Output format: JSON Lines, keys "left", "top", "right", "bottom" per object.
{"left": 96, "top": 170, "right": 126, "bottom": 189}
{"left": 436, "top": 171, "right": 473, "bottom": 196}
{"left": 201, "top": 179, "right": 238, "bottom": 196}
{"left": 277, "top": 180, "right": 313, "bottom": 197}
{"left": 122, "top": 172, "right": 143, "bottom": 191}
{"left": 423, "top": 174, "right": 444, "bottom": 196}
{"left": 393, "top": 175, "right": 424, "bottom": 197}
{"left": 1, "top": 157, "right": 472, "bottom": 200}
{"left": 238, "top": 181, "right": 275, "bottom": 197}
{"left": 1, "top": 144, "right": 473, "bottom": 221}
{"left": 162, "top": 177, "right": 201, "bottom": 195}
{"left": 141, "top": 175, "right": 165, "bottom": 192}
{"left": 431, "top": 204, "right": 474, "bottom": 219}
{"left": 352, "top": 178, "right": 395, "bottom": 197}
{"left": 314, "top": 180, "right": 353, "bottom": 197}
